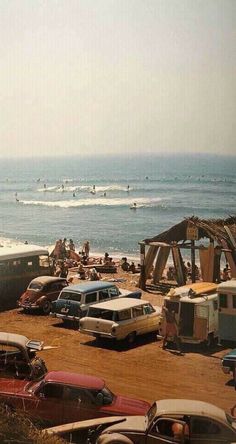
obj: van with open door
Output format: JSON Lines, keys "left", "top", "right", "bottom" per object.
{"left": 159, "top": 282, "right": 218, "bottom": 346}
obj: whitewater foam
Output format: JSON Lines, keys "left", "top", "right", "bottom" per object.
{"left": 21, "top": 196, "right": 164, "bottom": 209}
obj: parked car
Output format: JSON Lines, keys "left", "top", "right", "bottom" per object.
{"left": 50, "top": 281, "right": 141, "bottom": 327}
{"left": 0, "top": 332, "right": 47, "bottom": 381}
{"left": 222, "top": 348, "right": 236, "bottom": 376}
{"left": 17, "top": 276, "right": 68, "bottom": 314}
{"left": 79, "top": 298, "right": 161, "bottom": 344}
{"left": 96, "top": 399, "right": 236, "bottom": 444}
{"left": 0, "top": 370, "right": 150, "bottom": 426}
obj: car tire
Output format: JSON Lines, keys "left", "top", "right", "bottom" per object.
{"left": 42, "top": 300, "right": 52, "bottom": 315}
{"left": 98, "top": 434, "right": 133, "bottom": 444}
{"left": 126, "top": 331, "right": 136, "bottom": 345}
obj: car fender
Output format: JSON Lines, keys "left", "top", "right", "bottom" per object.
{"left": 37, "top": 295, "right": 48, "bottom": 305}
{"left": 97, "top": 433, "right": 133, "bottom": 444}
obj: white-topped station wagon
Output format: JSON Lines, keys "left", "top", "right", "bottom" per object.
{"left": 79, "top": 298, "right": 161, "bottom": 344}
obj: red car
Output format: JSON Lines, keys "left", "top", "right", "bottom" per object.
{"left": 0, "top": 371, "right": 150, "bottom": 426}
{"left": 17, "top": 276, "right": 68, "bottom": 315}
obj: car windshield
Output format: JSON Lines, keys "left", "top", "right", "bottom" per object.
{"left": 146, "top": 403, "right": 157, "bottom": 428}
{"left": 28, "top": 282, "right": 43, "bottom": 291}
{"left": 226, "top": 413, "right": 236, "bottom": 430}
{"left": 59, "top": 291, "right": 81, "bottom": 302}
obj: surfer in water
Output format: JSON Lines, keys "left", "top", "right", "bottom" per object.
{"left": 130, "top": 202, "right": 137, "bottom": 210}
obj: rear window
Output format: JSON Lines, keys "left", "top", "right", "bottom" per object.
{"left": 59, "top": 291, "right": 81, "bottom": 302}
{"left": 28, "top": 282, "right": 43, "bottom": 291}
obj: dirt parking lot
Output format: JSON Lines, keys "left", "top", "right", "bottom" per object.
{"left": 0, "top": 273, "right": 235, "bottom": 415}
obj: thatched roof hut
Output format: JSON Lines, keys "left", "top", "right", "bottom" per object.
{"left": 139, "top": 216, "right": 236, "bottom": 290}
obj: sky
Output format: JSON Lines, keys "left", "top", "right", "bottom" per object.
{"left": 0, "top": 0, "right": 235, "bottom": 158}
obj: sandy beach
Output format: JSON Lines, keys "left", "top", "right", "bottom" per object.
{"left": 0, "top": 261, "right": 235, "bottom": 415}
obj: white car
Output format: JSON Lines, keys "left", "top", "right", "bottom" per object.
{"left": 45, "top": 399, "right": 236, "bottom": 444}
{"left": 79, "top": 298, "right": 161, "bottom": 344}
{"left": 97, "top": 399, "right": 236, "bottom": 444}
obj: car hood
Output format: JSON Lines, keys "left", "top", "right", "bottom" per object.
{"left": 102, "top": 396, "right": 150, "bottom": 416}
{"left": 0, "top": 378, "right": 30, "bottom": 394}
{"left": 20, "top": 290, "right": 42, "bottom": 303}
{"left": 102, "top": 415, "right": 146, "bottom": 434}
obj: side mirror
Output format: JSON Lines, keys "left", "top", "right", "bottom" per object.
{"left": 95, "top": 393, "right": 104, "bottom": 406}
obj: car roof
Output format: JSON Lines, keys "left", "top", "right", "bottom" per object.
{"left": 44, "top": 371, "right": 105, "bottom": 390}
{"left": 217, "top": 279, "right": 236, "bottom": 293}
{"left": 0, "top": 244, "right": 48, "bottom": 260}
{"left": 0, "top": 332, "right": 29, "bottom": 348}
{"left": 89, "top": 298, "right": 150, "bottom": 311}
{"left": 29, "top": 276, "right": 67, "bottom": 285}
{"left": 61, "top": 281, "right": 117, "bottom": 294}
{"left": 165, "top": 293, "right": 218, "bottom": 304}
{"left": 155, "top": 399, "right": 227, "bottom": 423}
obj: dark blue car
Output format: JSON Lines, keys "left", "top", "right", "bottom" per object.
{"left": 50, "top": 281, "right": 141, "bottom": 326}
{"left": 222, "top": 348, "right": 236, "bottom": 376}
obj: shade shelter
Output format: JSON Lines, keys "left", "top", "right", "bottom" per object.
{"left": 139, "top": 216, "right": 236, "bottom": 290}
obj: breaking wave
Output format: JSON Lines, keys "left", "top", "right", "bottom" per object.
{"left": 37, "top": 184, "right": 134, "bottom": 193}
{"left": 20, "top": 196, "right": 164, "bottom": 209}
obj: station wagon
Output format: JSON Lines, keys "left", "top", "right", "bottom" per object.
{"left": 79, "top": 298, "right": 161, "bottom": 344}
{"left": 50, "top": 281, "right": 141, "bottom": 326}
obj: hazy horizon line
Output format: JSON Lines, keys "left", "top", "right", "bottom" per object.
{"left": 0, "top": 151, "right": 235, "bottom": 161}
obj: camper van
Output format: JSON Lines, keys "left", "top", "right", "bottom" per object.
{"left": 159, "top": 282, "right": 218, "bottom": 346}
{"left": 217, "top": 278, "right": 236, "bottom": 342}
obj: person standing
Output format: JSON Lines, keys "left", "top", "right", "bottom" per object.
{"left": 162, "top": 306, "right": 182, "bottom": 353}
{"left": 83, "top": 240, "right": 90, "bottom": 257}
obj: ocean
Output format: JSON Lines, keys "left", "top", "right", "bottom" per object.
{"left": 0, "top": 153, "right": 235, "bottom": 259}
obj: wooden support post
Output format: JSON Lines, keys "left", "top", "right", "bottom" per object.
{"left": 139, "top": 243, "right": 146, "bottom": 290}
{"left": 191, "top": 240, "right": 196, "bottom": 283}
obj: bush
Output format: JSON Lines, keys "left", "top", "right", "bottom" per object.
{"left": 0, "top": 406, "right": 64, "bottom": 444}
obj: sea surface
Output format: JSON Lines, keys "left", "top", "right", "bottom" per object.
{"left": 0, "top": 154, "right": 235, "bottom": 259}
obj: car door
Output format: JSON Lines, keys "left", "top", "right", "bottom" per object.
{"left": 62, "top": 386, "right": 101, "bottom": 423}
{"left": 190, "top": 416, "right": 235, "bottom": 443}
{"left": 132, "top": 305, "right": 146, "bottom": 335}
{"left": 32, "top": 382, "right": 64, "bottom": 426}
{"left": 143, "top": 303, "right": 159, "bottom": 333}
